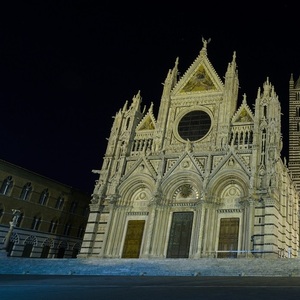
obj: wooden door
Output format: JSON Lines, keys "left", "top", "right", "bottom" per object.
{"left": 217, "top": 218, "right": 239, "bottom": 258}
{"left": 166, "top": 212, "right": 193, "bottom": 258}
{"left": 122, "top": 220, "right": 145, "bottom": 258}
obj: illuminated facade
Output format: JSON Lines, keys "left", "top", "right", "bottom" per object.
{"left": 80, "top": 40, "right": 299, "bottom": 259}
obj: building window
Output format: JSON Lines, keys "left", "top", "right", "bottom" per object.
{"left": 31, "top": 216, "right": 41, "bottom": 230}
{"left": 69, "top": 201, "right": 77, "bottom": 214}
{"left": 83, "top": 206, "right": 89, "bottom": 217}
{"left": 0, "top": 176, "right": 13, "bottom": 195}
{"left": 48, "top": 219, "right": 58, "bottom": 233}
{"left": 39, "top": 188, "right": 49, "bottom": 205}
{"left": 20, "top": 182, "right": 32, "bottom": 201}
{"left": 77, "top": 225, "right": 85, "bottom": 238}
{"left": 55, "top": 196, "right": 64, "bottom": 209}
{"left": 63, "top": 223, "right": 71, "bottom": 236}
{"left": 15, "top": 213, "right": 23, "bottom": 227}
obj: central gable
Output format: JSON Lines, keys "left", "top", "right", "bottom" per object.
{"left": 180, "top": 64, "right": 216, "bottom": 93}
{"left": 171, "top": 40, "right": 224, "bottom": 96}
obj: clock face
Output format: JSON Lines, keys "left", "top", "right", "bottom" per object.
{"left": 178, "top": 110, "right": 211, "bottom": 141}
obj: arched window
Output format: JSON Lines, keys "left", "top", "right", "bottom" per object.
{"left": 0, "top": 176, "right": 13, "bottom": 195}
{"left": 48, "top": 219, "right": 58, "bottom": 233}
{"left": 20, "top": 182, "right": 32, "bottom": 201}
{"left": 15, "top": 212, "right": 23, "bottom": 227}
{"left": 39, "top": 188, "right": 49, "bottom": 205}
{"left": 82, "top": 206, "right": 89, "bottom": 217}
{"left": 77, "top": 225, "right": 85, "bottom": 238}
{"left": 69, "top": 201, "right": 77, "bottom": 213}
{"left": 63, "top": 223, "right": 72, "bottom": 236}
{"left": 31, "top": 216, "right": 41, "bottom": 230}
{"left": 55, "top": 195, "right": 64, "bottom": 209}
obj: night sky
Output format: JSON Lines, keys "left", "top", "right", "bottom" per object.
{"left": 0, "top": 1, "right": 299, "bottom": 194}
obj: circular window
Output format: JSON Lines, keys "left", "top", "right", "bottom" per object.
{"left": 178, "top": 110, "right": 211, "bottom": 141}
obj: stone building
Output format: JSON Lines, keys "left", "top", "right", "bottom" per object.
{"left": 289, "top": 75, "right": 300, "bottom": 193}
{"left": 80, "top": 39, "right": 299, "bottom": 259}
{"left": 0, "top": 159, "right": 90, "bottom": 258}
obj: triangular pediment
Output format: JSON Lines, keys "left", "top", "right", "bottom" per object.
{"left": 172, "top": 43, "right": 224, "bottom": 96}
{"left": 137, "top": 114, "right": 155, "bottom": 131}
{"left": 121, "top": 156, "right": 157, "bottom": 182}
{"left": 210, "top": 151, "right": 251, "bottom": 180}
{"left": 180, "top": 64, "right": 217, "bottom": 93}
{"left": 232, "top": 94, "right": 254, "bottom": 124}
{"left": 136, "top": 102, "right": 156, "bottom": 133}
{"left": 163, "top": 152, "right": 205, "bottom": 180}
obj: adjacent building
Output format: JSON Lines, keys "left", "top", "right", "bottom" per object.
{"left": 288, "top": 75, "right": 300, "bottom": 192}
{"left": 0, "top": 159, "right": 90, "bottom": 258}
{"left": 80, "top": 39, "right": 299, "bottom": 259}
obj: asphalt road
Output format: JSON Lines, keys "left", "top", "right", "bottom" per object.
{"left": 1, "top": 275, "right": 300, "bottom": 300}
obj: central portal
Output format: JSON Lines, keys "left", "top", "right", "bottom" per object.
{"left": 217, "top": 217, "right": 239, "bottom": 258}
{"left": 166, "top": 212, "right": 193, "bottom": 258}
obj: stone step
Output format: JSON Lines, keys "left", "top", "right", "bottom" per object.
{"left": 1, "top": 257, "right": 300, "bottom": 277}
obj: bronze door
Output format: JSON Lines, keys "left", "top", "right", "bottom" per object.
{"left": 217, "top": 218, "right": 239, "bottom": 258}
{"left": 166, "top": 212, "right": 193, "bottom": 258}
{"left": 122, "top": 220, "right": 145, "bottom": 258}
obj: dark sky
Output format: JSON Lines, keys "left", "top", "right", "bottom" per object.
{"left": 0, "top": 1, "right": 299, "bottom": 194}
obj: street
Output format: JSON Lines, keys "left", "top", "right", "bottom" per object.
{"left": 1, "top": 275, "right": 300, "bottom": 300}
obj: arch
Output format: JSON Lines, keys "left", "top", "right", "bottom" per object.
{"left": 118, "top": 174, "right": 155, "bottom": 206}
{"left": 71, "top": 242, "right": 82, "bottom": 258}
{"left": 23, "top": 235, "right": 38, "bottom": 246}
{"left": 41, "top": 238, "right": 54, "bottom": 258}
{"left": 3, "top": 232, "right": 20, "bottom": 244}
{"left": 207, "top": 169, "right": 249, "bottom": 203}
{"left": 41, "top": 237, "right": 54, "bottom": 248}
{"left": 31, "top": 213, "right": 42, "bottom": 230}
{"left": 57, "top": 240, "right": 69, "bottom": 258}
{"left": 58, "top": 240, "right": 69, "bottom": 250}
{"left": 0, "top": 176, "right": 13, "bottom": 196}
{"left": 22, "top": 235, "right": 37, "bottom": 258}
{"left": 161, "top": 171, "right": 203, "bottom": 204}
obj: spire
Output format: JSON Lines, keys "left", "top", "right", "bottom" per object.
{"left": 295, "top": 76, "right": 300, "bottom": 89}
{"left": 130, "top": 90, "right": 142, "bottom": 111}
{"left": 122, "top": 100, "right": 128, "bottom": 112}
{"left": 226, "top": 51, "right": 237, "bottom": 73}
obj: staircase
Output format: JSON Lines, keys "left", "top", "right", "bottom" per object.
{"left": 1, "top": 257, "right": 300, "bottom": 277}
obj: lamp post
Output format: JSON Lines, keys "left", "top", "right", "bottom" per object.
{"left": 1, "top": 209, "right": 21, "bottom": 253}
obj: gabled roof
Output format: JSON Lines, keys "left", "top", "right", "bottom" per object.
{"left": 171, "top": 38, "right": 224, "bottom": 96}
{"left": 162, "top": 151, "right": 205, "bottom": 183}
{"left": 209, "top": 150, "right": 251, "bottom": 181}
{"left": 231, "top": 94, "right": 254, "bottom": 124}
{"left": 136, "top": 102, "right": 156, "bottom": 132}
{"left": 120, "top": 156, "right": 157, "bottom": 183}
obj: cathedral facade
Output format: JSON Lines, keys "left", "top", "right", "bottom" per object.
{"left": 80, "top": 40, "right": 299, "bottom": 259}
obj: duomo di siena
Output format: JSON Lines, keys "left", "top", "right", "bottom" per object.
{"left": 79, "top": 39, "right": 300, "bottom": 259}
